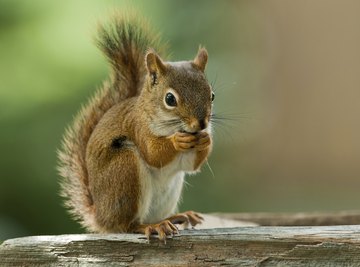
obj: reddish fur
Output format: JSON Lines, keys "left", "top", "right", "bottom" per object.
{"left": 58, "top": 13, "right": 213, "bottom": 234}
{"left": 194, "top": 146, "right": 212, "bottom": 171}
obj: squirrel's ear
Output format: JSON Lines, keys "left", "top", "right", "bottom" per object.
{"left": 145, "top": 50, "right": 167, "bottom": 86}
{"left": 193, "top": 47, "right": 208, "bottom": 72}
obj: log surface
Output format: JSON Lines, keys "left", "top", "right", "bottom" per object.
{"left": 1, "top": 225, "right": 360, "bottom": 266}
{"left": 214, "top": 210, "right": 360, "bottom": 226}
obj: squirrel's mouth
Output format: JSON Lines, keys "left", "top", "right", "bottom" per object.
{"left": 180, "top": 127, "right": 207, "bottom": 135}
{"left": 181, "top": 120, "right": 208, "bottom": 134}
{"left": 180, "top": 129, "right": 197, "bottom": 134}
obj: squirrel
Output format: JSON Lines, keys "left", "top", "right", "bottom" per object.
{"left": 58, "top": 13, "right": 214, "bottom": 241}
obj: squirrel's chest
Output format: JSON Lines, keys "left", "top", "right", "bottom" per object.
{"left": 137, "top": 152, "right": 196, "bottom": 223}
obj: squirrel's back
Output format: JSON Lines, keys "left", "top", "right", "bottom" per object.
{"left": 57, "top": 13, "right": 166, "bottom": 230}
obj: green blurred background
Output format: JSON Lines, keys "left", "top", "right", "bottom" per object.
{"left": 1, "top": 0, "right": 360, "bottom": 240}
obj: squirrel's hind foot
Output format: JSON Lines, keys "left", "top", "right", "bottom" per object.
{"left": 134, "top": 211, "right": 203, "bottom": 243}
{"left": 135, "top": 220, "right": 179, "bottom": 243}
{"left": 166, "top": 210, "right": 204, "bottom": 229}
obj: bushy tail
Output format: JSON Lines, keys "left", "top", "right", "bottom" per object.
{"left": 57, "top": 13, "right": 166, "bottom": 230}
{"left": 96, "top": 12, "right": 167, "bottom": 96}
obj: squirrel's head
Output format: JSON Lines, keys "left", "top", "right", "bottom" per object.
{"left": 143, "top": 47, "right": 214, "bottom": 136}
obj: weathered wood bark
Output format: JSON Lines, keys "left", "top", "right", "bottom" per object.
{"left": 2, "top": 225, "right": 360, "bottom": 266}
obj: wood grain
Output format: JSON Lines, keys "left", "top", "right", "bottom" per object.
{"left": 2, "top": 224, "right": 360, "bottom": 266}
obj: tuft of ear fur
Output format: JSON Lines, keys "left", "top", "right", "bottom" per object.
{"left": 193, "top": 47, "right": 208, "bottom": 72}
{"left": 145, "top": 50, "right": 167, "bottom": 85}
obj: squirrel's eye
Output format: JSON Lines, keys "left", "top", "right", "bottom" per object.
{"left": 211, "top": 92, "right": 215, "bottom": 102}
{"left": 165, "top": 92, "right": 177, "bottom": 107}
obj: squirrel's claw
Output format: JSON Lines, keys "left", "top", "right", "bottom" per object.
{"left": 135, "top": 211, "right": 202, "bottom": 242}
{"left": 166, "top": 210, "right": 204, "bottom": 229}
{"left": 136, "top": 220, "right": 179, "bottom": 243}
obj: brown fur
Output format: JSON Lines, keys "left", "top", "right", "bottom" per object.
{"left": 58, "top": 13, "right": 213, "bottom": 233}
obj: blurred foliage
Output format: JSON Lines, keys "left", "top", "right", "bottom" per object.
{"left": 2, "top": 0, "right": 360, "bottom": 240}
{"left": 0, "top": 0, "right": 264, "bottom": 240}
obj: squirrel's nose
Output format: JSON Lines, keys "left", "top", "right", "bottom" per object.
{"left": 198, "top": 119, "right": 207, "bottom": 130}
{"left": 189, "top": 118, "right": 208, "bottom": 131}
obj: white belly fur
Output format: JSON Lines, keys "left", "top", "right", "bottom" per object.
{"left": 137, "top": 151, "right": 198, "bottom": 224}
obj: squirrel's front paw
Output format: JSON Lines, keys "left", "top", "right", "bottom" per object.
{"left": 171, "top": 132, "right": 198, "bottom": 152}
{"left": 171, "top": 132, "right": 211, "bottom": 152}
{"left": 195, "top": 131, "right": 211, "bottom": 151}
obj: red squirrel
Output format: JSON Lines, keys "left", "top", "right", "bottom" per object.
{"left": 58, "top": 13, "right": 214, "bottom": 241}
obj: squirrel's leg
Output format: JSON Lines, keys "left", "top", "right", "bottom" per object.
{"left": 133, "top": 220, "right": 179, "bottom": 243}
{"left": 165, "top": 211, "right": 204, "bottom": 229}
{"left": 87, "top": 145, "right": 141, "bottom": 233}
{"left": 194, "top": 131, "right": 212, "bottom": 170}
